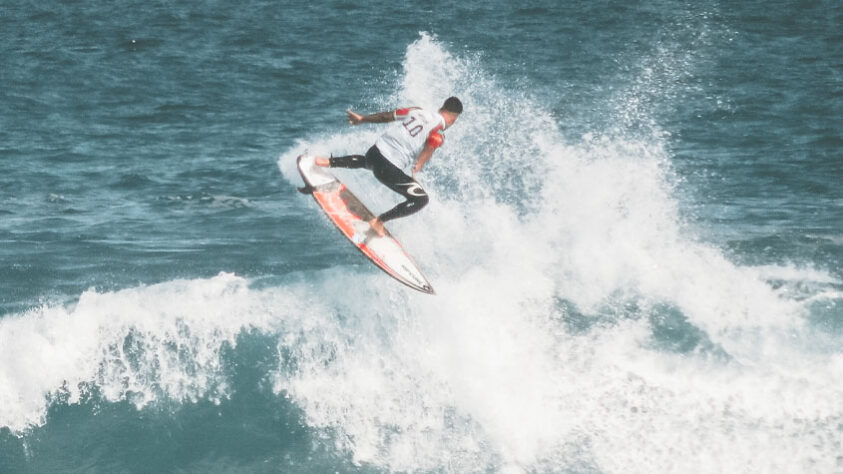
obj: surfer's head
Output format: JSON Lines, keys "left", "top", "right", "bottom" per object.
{"left": 440, "top": 97, "right": 462, "bottom": 128}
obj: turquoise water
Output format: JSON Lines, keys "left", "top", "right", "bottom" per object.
{"left": 2, "top": 1, "right": 842, "bottom": 472}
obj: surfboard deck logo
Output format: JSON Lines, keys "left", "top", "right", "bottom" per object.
{"left": 296, "top": 154, "right": 435, "bottom": 294}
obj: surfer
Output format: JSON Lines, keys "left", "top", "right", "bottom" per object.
{"left": 313, "top": 97, "right": 463, "bottom": 236}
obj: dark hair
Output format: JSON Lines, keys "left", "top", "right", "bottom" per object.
{"left": 441, "top": 97, "right": 463, "bottom": 114}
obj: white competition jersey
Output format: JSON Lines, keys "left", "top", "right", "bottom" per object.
{"left": 375, "top": 107, "right": 446, "bottom": 171}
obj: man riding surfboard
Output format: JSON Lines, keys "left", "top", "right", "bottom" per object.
{"left": 311, "top": 97, "right": 463, "bottom": 236}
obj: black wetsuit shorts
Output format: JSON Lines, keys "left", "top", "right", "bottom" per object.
{"left": 329, "top": 146, "right": 429, "bottom": 223}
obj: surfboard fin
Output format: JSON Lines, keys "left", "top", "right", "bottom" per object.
{"left": 297, "top": 184, "right": 314, "bottom": 195}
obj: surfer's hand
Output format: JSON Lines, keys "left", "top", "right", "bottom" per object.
{"left": 347, "top": 110, "right": 363, "bottom": 126}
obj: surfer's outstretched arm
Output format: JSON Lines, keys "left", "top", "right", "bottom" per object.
{"left": 347, "top": 110, "right": 395, "bottom": 125}
{"left": 346, "top": 107, "right": 421, "bottom": 126}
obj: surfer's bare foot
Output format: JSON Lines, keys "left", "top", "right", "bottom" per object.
{"left": 315, "top": 157, "right": 330, "bottom": 167}
{"left": 369, "top": 217, "right": 386, "bottom": 236}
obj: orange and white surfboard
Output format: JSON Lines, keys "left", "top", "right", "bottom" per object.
{"left": 296, "top": 154, "right": 435, "bottom": 294}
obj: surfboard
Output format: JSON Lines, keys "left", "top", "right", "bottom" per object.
{"left": 296, "top": 154, "right": 435, "bottom": 294}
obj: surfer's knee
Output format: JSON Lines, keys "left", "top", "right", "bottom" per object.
{"left": 411, "top": 193, "right": 429, "bottom": 209}
{"left": 406, "top": 181, "right": 428, "bottom": 209}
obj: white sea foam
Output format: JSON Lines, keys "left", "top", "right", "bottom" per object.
{"left": 2, "top": 34, "right": 842, "bottom": 474}
{"left": 0, "top": 273, "right": 269, "bottom": 432}
{"left": 272, "top": 34, "right": 843, "bottom": 473}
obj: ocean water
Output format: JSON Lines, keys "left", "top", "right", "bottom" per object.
{"left": 1, "top": 0, "right": 842, "bottom": 472}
